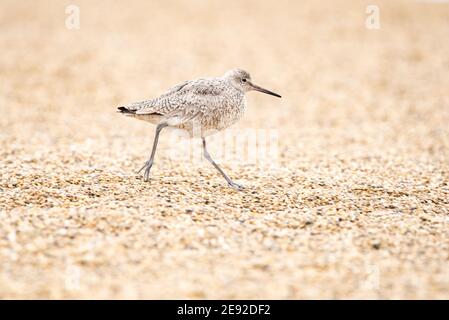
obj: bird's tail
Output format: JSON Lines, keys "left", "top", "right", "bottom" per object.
{"left": 117, "top": 106, "right": 136, "bottom": 114}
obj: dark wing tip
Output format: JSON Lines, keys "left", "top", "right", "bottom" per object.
{"left": 117, "top": 106, "right": 135, "bottom": 114}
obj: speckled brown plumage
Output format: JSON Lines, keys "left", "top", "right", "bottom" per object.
{"left": 118, "top": 68, "right": 281, "bottom": 135}
{"left": 117, "top": 68, "right": 281, "bottom": 188}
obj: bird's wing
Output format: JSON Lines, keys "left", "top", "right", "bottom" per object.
{"left": 135, "top": 79, "right": 227, "bottom": 124}
{"left": 159, "top": 80, "right": 191, "bottom": 97}
{"left": 119, "top": 80, "right": 191, "bottom": 114}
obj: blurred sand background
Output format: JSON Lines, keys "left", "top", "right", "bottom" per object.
{"left": 0, "top": 0, "right": 448, "bottom": 299}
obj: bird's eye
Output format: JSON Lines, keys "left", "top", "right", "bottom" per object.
{"left": 242, "top": 78, "right": 247, "bottom": 82}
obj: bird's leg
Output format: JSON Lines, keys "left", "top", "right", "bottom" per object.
{"left": 137, "top": 123, "right": 168, "bottom": 182}
{"left": 202, "top": 138, "right": 243, "bottom": 190}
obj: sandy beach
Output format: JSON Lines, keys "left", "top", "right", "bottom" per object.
{"left": 0, "top": 0, "right": 448, "bottom": 299}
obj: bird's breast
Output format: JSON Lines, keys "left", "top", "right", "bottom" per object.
{"left": 175, "top": 89, "right": 246, "bottom": 137}
{"left": 212, "top": 92, "right": 246, "bottom": 129}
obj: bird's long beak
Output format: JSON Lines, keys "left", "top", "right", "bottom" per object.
{"left": 250, "top": 82, "right": 282, "bottom": 98}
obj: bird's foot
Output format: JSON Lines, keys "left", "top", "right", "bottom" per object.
{"left": 137, "top": 160, "right": 153, "bottom": 182}
{"left": 228, "top": 181, "right": 244, "bottom": 190}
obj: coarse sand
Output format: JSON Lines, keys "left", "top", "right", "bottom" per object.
{"left": 0, "top": 0, "right": 448, "bottom": 299}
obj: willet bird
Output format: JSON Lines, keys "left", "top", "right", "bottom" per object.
{"left": 118, "top": 68, "right": 281, "bottom": 189}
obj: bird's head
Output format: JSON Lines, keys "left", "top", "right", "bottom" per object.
{"left": 223, "top": 68, "right": 281, "bottom": 98}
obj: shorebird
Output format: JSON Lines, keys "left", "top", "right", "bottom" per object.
{"left": 117, "top": 68, "right": 281, "bottom": 190}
